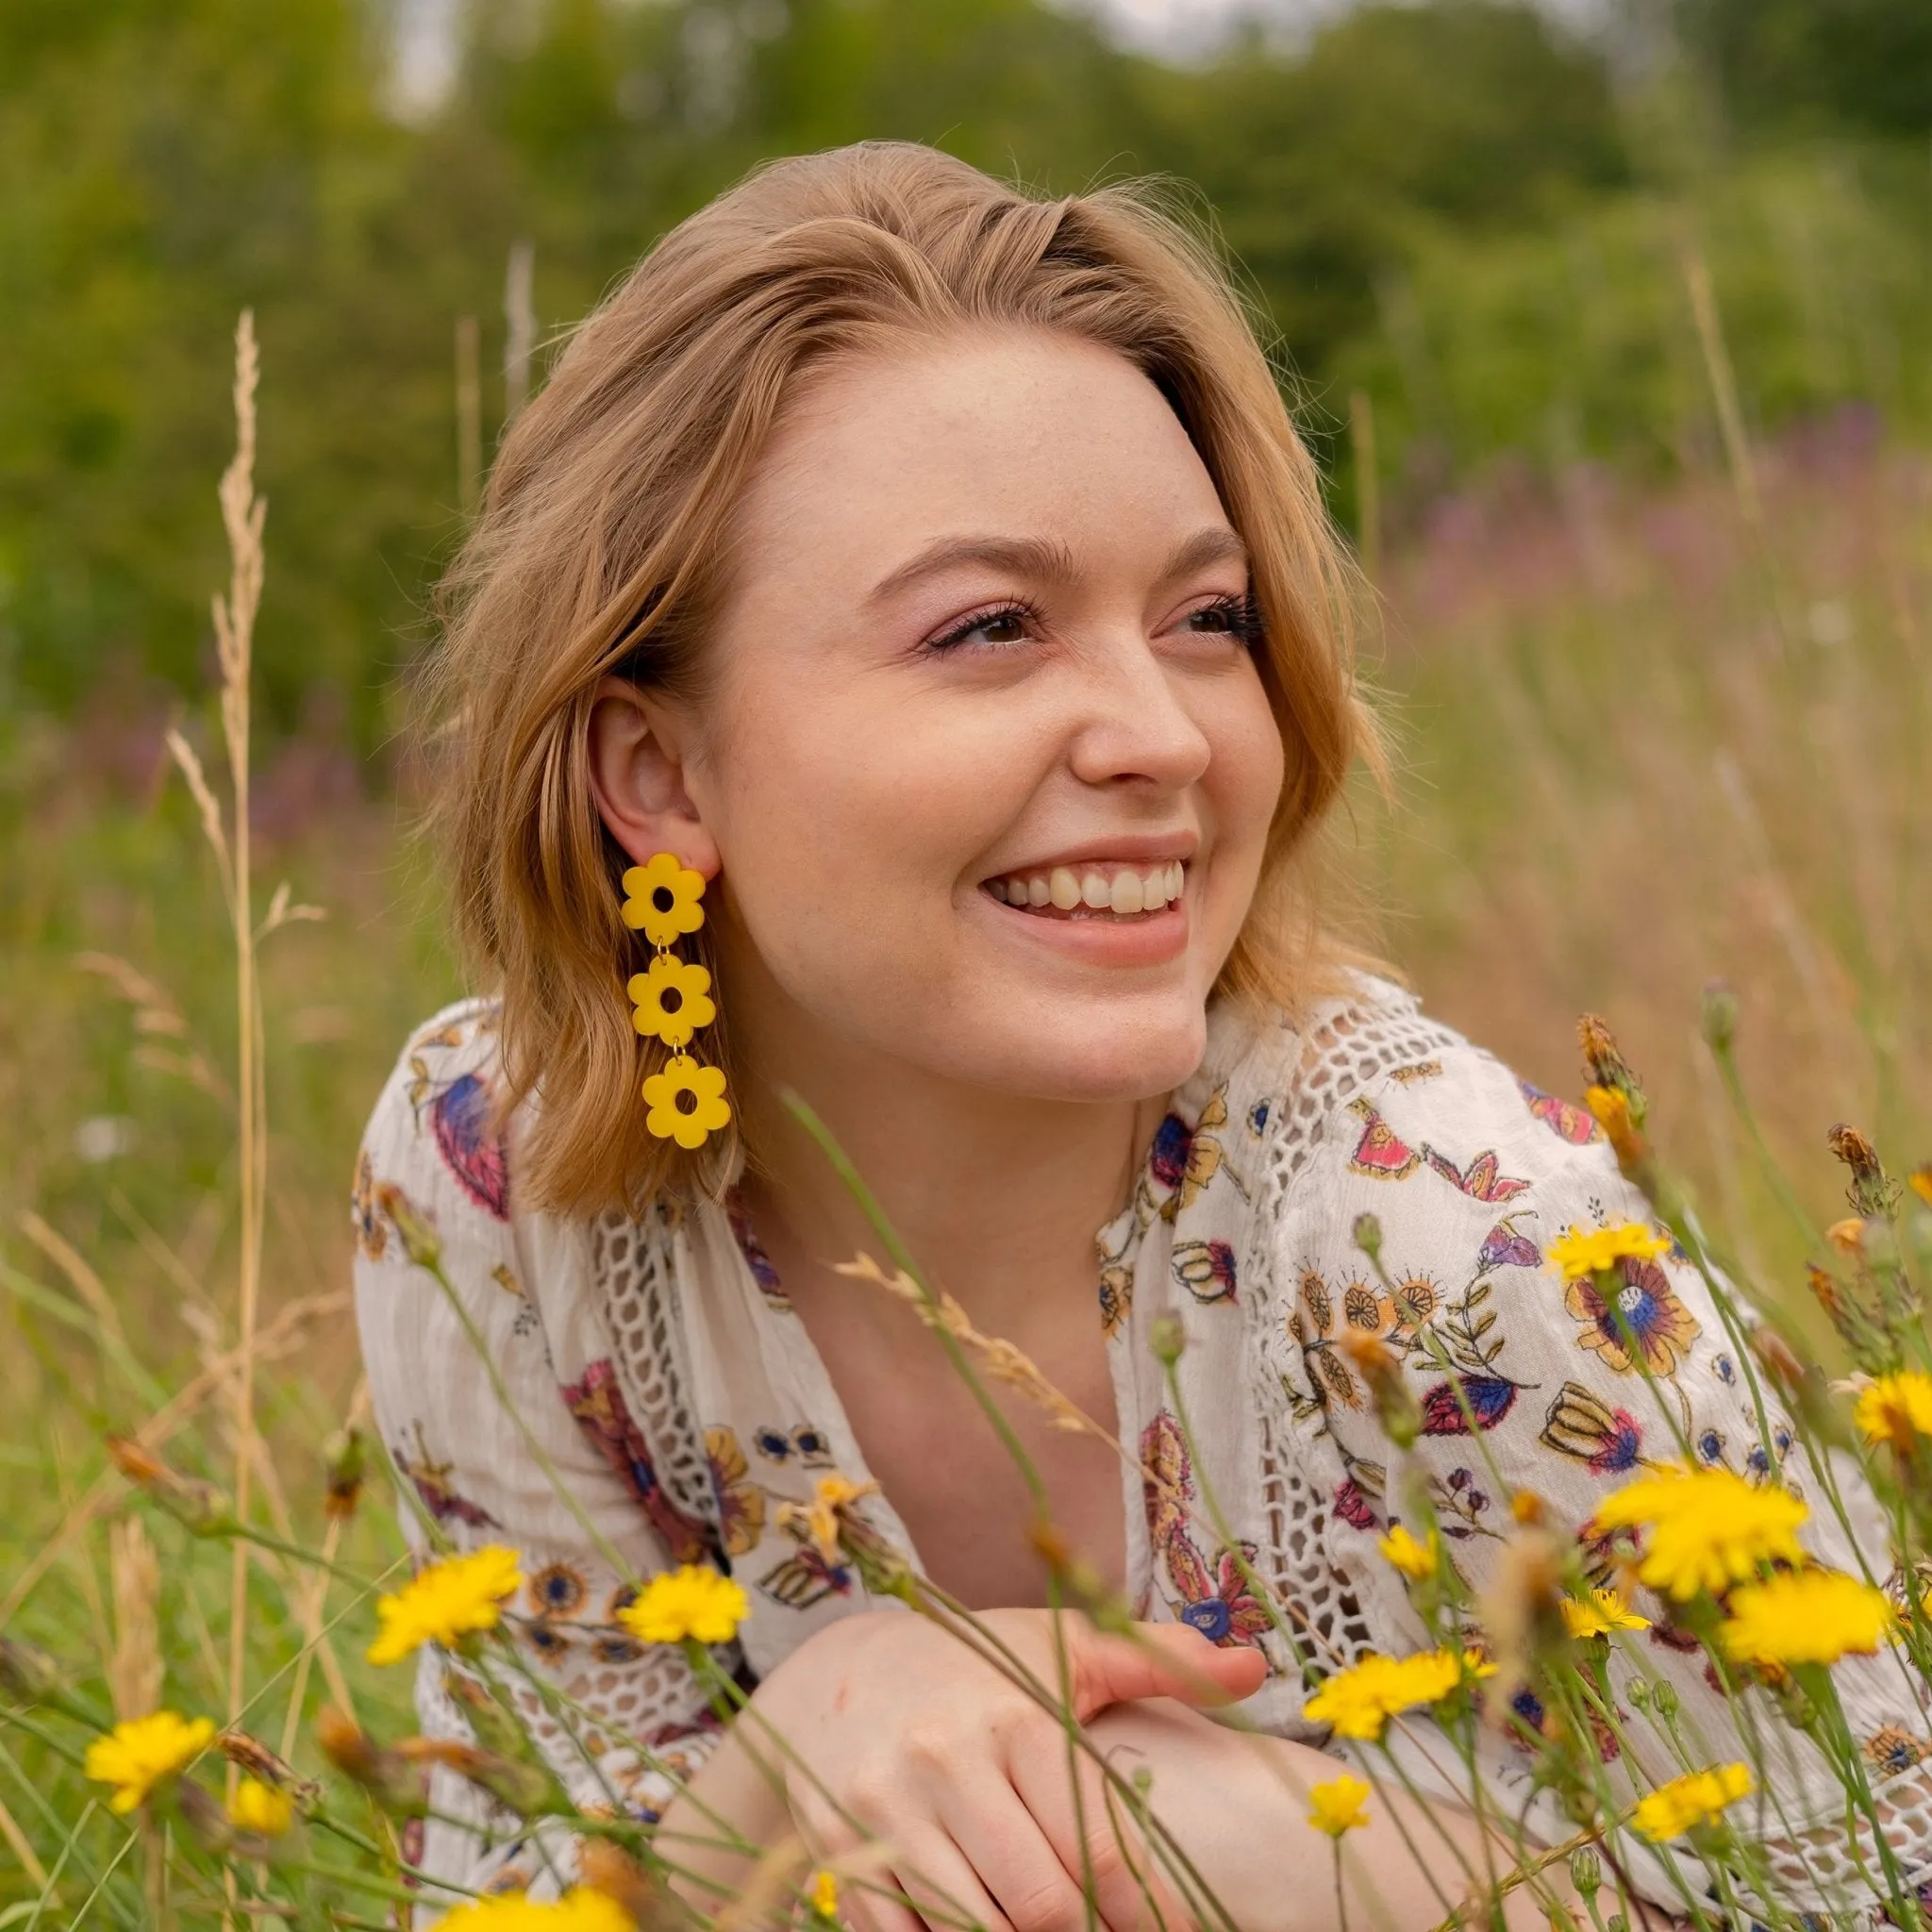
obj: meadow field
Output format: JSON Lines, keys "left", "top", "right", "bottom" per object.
{"left": 4, "top": 0, "right": 1931, "bottom": 1920}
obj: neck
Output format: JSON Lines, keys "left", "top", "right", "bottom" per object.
{"left": 734, "top": 1001, "right": 1164, "bottom": 1335}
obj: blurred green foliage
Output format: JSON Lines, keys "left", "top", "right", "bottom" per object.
{"left": 1, "top": 0, "right": 1926, "bottom": 746}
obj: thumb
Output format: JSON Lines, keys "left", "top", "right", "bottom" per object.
{"left": 1071, "top": 1620, "right": 1268, "bottom": 1722}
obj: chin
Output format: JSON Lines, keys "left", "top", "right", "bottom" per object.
{"left": 974, "top": 999, "right": 1210, "bottom": 1104}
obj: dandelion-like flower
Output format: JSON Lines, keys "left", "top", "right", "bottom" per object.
{"left": 438, "top": 1890, "right": 636, "bottom": 1932}
{"left": 1560, "top": 1589, "right": 1650, "bottom": 1641}
{"left": 619, "top": 1564, "right": 749, "bottom": 1645}
{"left": 620, "top": 854, "right": 707, "bottom": 947}
{"left": 84, "top": 1710, "right": 215, "bottom": 1814}
{"left": 1584, "top": 1085, "right": 1641, "bottom": 1165}
{"left": 1307, "top": 1773, "right": 1372, "bottom": 1837}
{"left": 808, "top": 1869, "right": 841, "bottom": 1920}
{"left": 1591, "top": 1467, "right": 1807, "bottom": 1601}
{"left": 1377, "top": 1524, "right": 1439, "bottom": 1581}
{"left": 1632, "top": 1762, "right": 1753, "bottom": 1843}
{"left": 1547, "top": 1223, "right": 1674, "bottom": 1282}
{"left": 366, "top": 1545, "right": 523, "bottom": 1666}
{"left": 1721, "top": 1570, "right": 1898, "bottom": 1668}
{"left": 1303, "top": 1649, "right": 1493, "bottom": 1742}
{"left": 227, "top": 1776, "right": 295, "bottom": 1838}
{"left": 1855, "top": 1372, "right": 1932, "bottom": 1450}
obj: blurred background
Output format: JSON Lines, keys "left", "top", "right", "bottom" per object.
{"left": 3, "top": 0, "right": 1929, "bottom": 1385}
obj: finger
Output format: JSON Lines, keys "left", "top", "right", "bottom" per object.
{"left": 791, "top": 1792, "right": 927, "bottom": 1932}
{"left": 939, "top": 1768, "right": 1098, "bottom": 1932}
{"left": 1072, "top": 1621, "right": 1267, "bottom": 1719}
{"left": 1005, "top": 1726, "right": 1190, "bottom": 1932}
{"left": 885, "top": 1824, "right": 1015, "bottom": 1932}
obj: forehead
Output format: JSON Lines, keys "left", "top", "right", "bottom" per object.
{"left": 729, "top": 325, "right": 1234, "bottom": 575}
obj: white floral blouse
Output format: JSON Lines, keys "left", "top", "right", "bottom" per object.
{"left": 352, "top": 974, "right": 1932, "bottom": 1918}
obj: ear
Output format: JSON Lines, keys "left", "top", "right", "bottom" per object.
{"left": 586, "top": 677, "right": 721, "bottom": 879}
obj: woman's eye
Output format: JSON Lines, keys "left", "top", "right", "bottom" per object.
{"left": 1180, "top": 593, "right": 1261, "bottom": 648}
{"left": 927, "top": 605, "right": 1033, "bottom": 652}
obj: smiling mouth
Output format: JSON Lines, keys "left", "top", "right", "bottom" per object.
{"left": 985, "top": 859, "right": 1187, "bottom": 921}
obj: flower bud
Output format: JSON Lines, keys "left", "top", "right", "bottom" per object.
{"left": 1341, "top": 1329, "right": 1421, "bottom": 1448}
{"left": 1569, "top": 1848, "right": 1602, "bottom": 1899}
{"left": 324, "top": 1425, "right": 367, "bottom": 1523}
{"left": 1699, "top": 981, "right": 1739, "bottom": 1056}
{"left": 1352, "top": 1213, "right": 1384, "bottom": 1266}
{"left": 1149, "top": 1314, "right": 1187, "bottom": 1366}
{"left": 0, "top": 1637, "right": 61, "bottom": 1706}
{"left": 1651, "top": 1681, "right": 1679, "bottom": 1721}
{"left": 106, "top": 1436, "right": 238, "bottom": 1537}
{"left": 375, "top": 1183, "right": 442, "bottom": 1270}
{"left": 1828, "top": 1123, "right": 1897, "bottom": 1219}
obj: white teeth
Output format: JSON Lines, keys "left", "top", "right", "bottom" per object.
{"left": 991, "top": 860, "right": 1189, "bottom": 916}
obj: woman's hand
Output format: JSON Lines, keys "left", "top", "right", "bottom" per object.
{"left": 738, "top": 1606, "right": 1265, "bottom": 1932}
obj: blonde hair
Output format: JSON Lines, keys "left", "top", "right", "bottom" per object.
{"left": 425, "top": 141, "right": 1382, "bottom": 1217}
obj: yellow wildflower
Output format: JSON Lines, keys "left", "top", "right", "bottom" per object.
{"left": 84, "top": 1710, "right": 215, "bottom": 1814}
{"left": 1632, "top": 1762, "right": 1753, "bottom": 1843}
{"left": 1377, "top": 1524, "right": 1439, "bottom": 1580}
{"left": 366, "top": 1545, "right": 523, "bottom": 1667}
{"left": 619, "top": 1564, "right": 749, "bottom": 1645}
{"left": 1303, "top": 1649, "right": 1494, "bottom": 1742}
{"left": 1825, "top": 1217, "right": 1868, "bottom": 1257}
{"left": 1560, "top": 1589, "right": 1651, "bottom": 1640}
{"left": 227, "top": 1776, "right": 294, "bottom": 1838}
{"left": 1307, "top": 1773, "right": 1373, "bottom": 1837}
{"left": 1547, "top": 1223, "right": 1674, "bottom": 1283}
{"left": 1721, "top": 1570, "right": 1898, "bottom": 1668}
{"left": 1909, "top": 1167, "right": 1931, "bottom": 1208}
{"left": 1584, "top": 1085, "right": 1641, "bottom": 1164}
{"left": 1855, "top": 1371, "right": 1932, "bottom": 1450}
{"left": 1591, "top": 1467, "right": 1807, "bottom": 1600}
{"left": 438, "top": 1890, "right": 636, "bottom": 1932}
{"left": 781, "top": 1473, "right": 879, "bottom": 1565}
{"left": 808, "top": 1869, "right": 841, "bottom": 1919}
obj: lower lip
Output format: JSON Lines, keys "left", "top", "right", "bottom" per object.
{"left": 981, "top": 890, "right": 1191, "bottom": 967}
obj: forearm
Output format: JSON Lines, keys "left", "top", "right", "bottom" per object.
{"left": 1083, "top": 1702, "right": 1604, "bottom": 1932}
{"left": 655, "top": 1712, "right": 798, "bottom": 1908}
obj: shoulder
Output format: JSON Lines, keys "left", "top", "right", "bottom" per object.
{"left": 1214, "top": 973, "right": 1628, "bottom": 1244}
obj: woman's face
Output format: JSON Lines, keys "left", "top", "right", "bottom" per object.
{"left": 682, "top": 327, "right": 1286, "bottom": 1104}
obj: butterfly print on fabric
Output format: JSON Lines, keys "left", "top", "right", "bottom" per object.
{"left": 561, "top": 1360, "right": 714, "bottom": 1563}
{"left": 750, "top": 1424, "right": 833, "bottom": 1468}
{"left": 1345, "top": 1100, "right": 1421, "bottom": 1180}
{"left": 706, "top": 1425, "right": 769, "bottom": 1558}
{"left": 1139, "top": 1410, "right": 1193, "bottom": 1550}
{"left": 1422, "top": 1145, "right": 1531, "bottom": 1204}
{"left": 1519, "top": 1080, "right": 1602, "bottom": 1146}
{"left": 350, "top": 1150, "right": 388, "bottom": 1260}
{"left": 1144, "top": 1086, "right": 1246, "bottom": 1221}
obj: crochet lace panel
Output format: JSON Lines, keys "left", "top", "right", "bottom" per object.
{"left": 593, "top": 1207, "right": 724, "bottom": 1530}
{"left": 1241, "top": 989, "right": 1466, "bottom": 1689}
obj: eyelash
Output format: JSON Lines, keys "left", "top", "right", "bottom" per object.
{"left": 922, "top": 591, "right": 1264, "bottom": 655}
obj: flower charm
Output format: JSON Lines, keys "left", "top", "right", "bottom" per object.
{"left": 621, "top": 853, "right": 708, "bottom": 946}
{"left": 641, "top": 1054, "right": 731, "bottom": 1150}
{"left": 627, "top": 954, "right": 715, "bottom": 1049}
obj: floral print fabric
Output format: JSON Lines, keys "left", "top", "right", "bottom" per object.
{"left": 352, "top": 978, "right": 1930, "bottom": 1913}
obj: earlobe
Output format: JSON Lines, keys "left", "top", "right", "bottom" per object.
{"left": 586, "top": 676, "right": 721, "bottom": 878}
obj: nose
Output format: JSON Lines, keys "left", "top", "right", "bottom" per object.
{"left": 1064, "top": 629, "right": 1214, "bottom": 795}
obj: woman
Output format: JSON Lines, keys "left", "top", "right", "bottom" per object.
{"left": 353, "top": 143, "right": 1922, "bottom": 1928}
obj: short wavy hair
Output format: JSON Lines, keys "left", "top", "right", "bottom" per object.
{"left": 423, "top": 141, "right": 1382, "bottom": 1217}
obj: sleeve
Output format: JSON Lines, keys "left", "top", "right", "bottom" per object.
{"left": 1272, "top": 1040, "right": 1932, "bottom": 1920}
{"left": 352, "top": 1006, "right": 728, "bottom": 1911}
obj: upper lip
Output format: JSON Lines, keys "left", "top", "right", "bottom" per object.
{"left": 982, "top": 833, "right": 1199, "bottom": 877}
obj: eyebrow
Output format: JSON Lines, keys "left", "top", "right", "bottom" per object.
{"left": 866, "top": 525, "right": 1248, "bottom": 606}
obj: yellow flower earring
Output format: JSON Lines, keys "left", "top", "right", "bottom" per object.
{"left": 621, "top": 853, "right": 731, "bottom": 1150}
